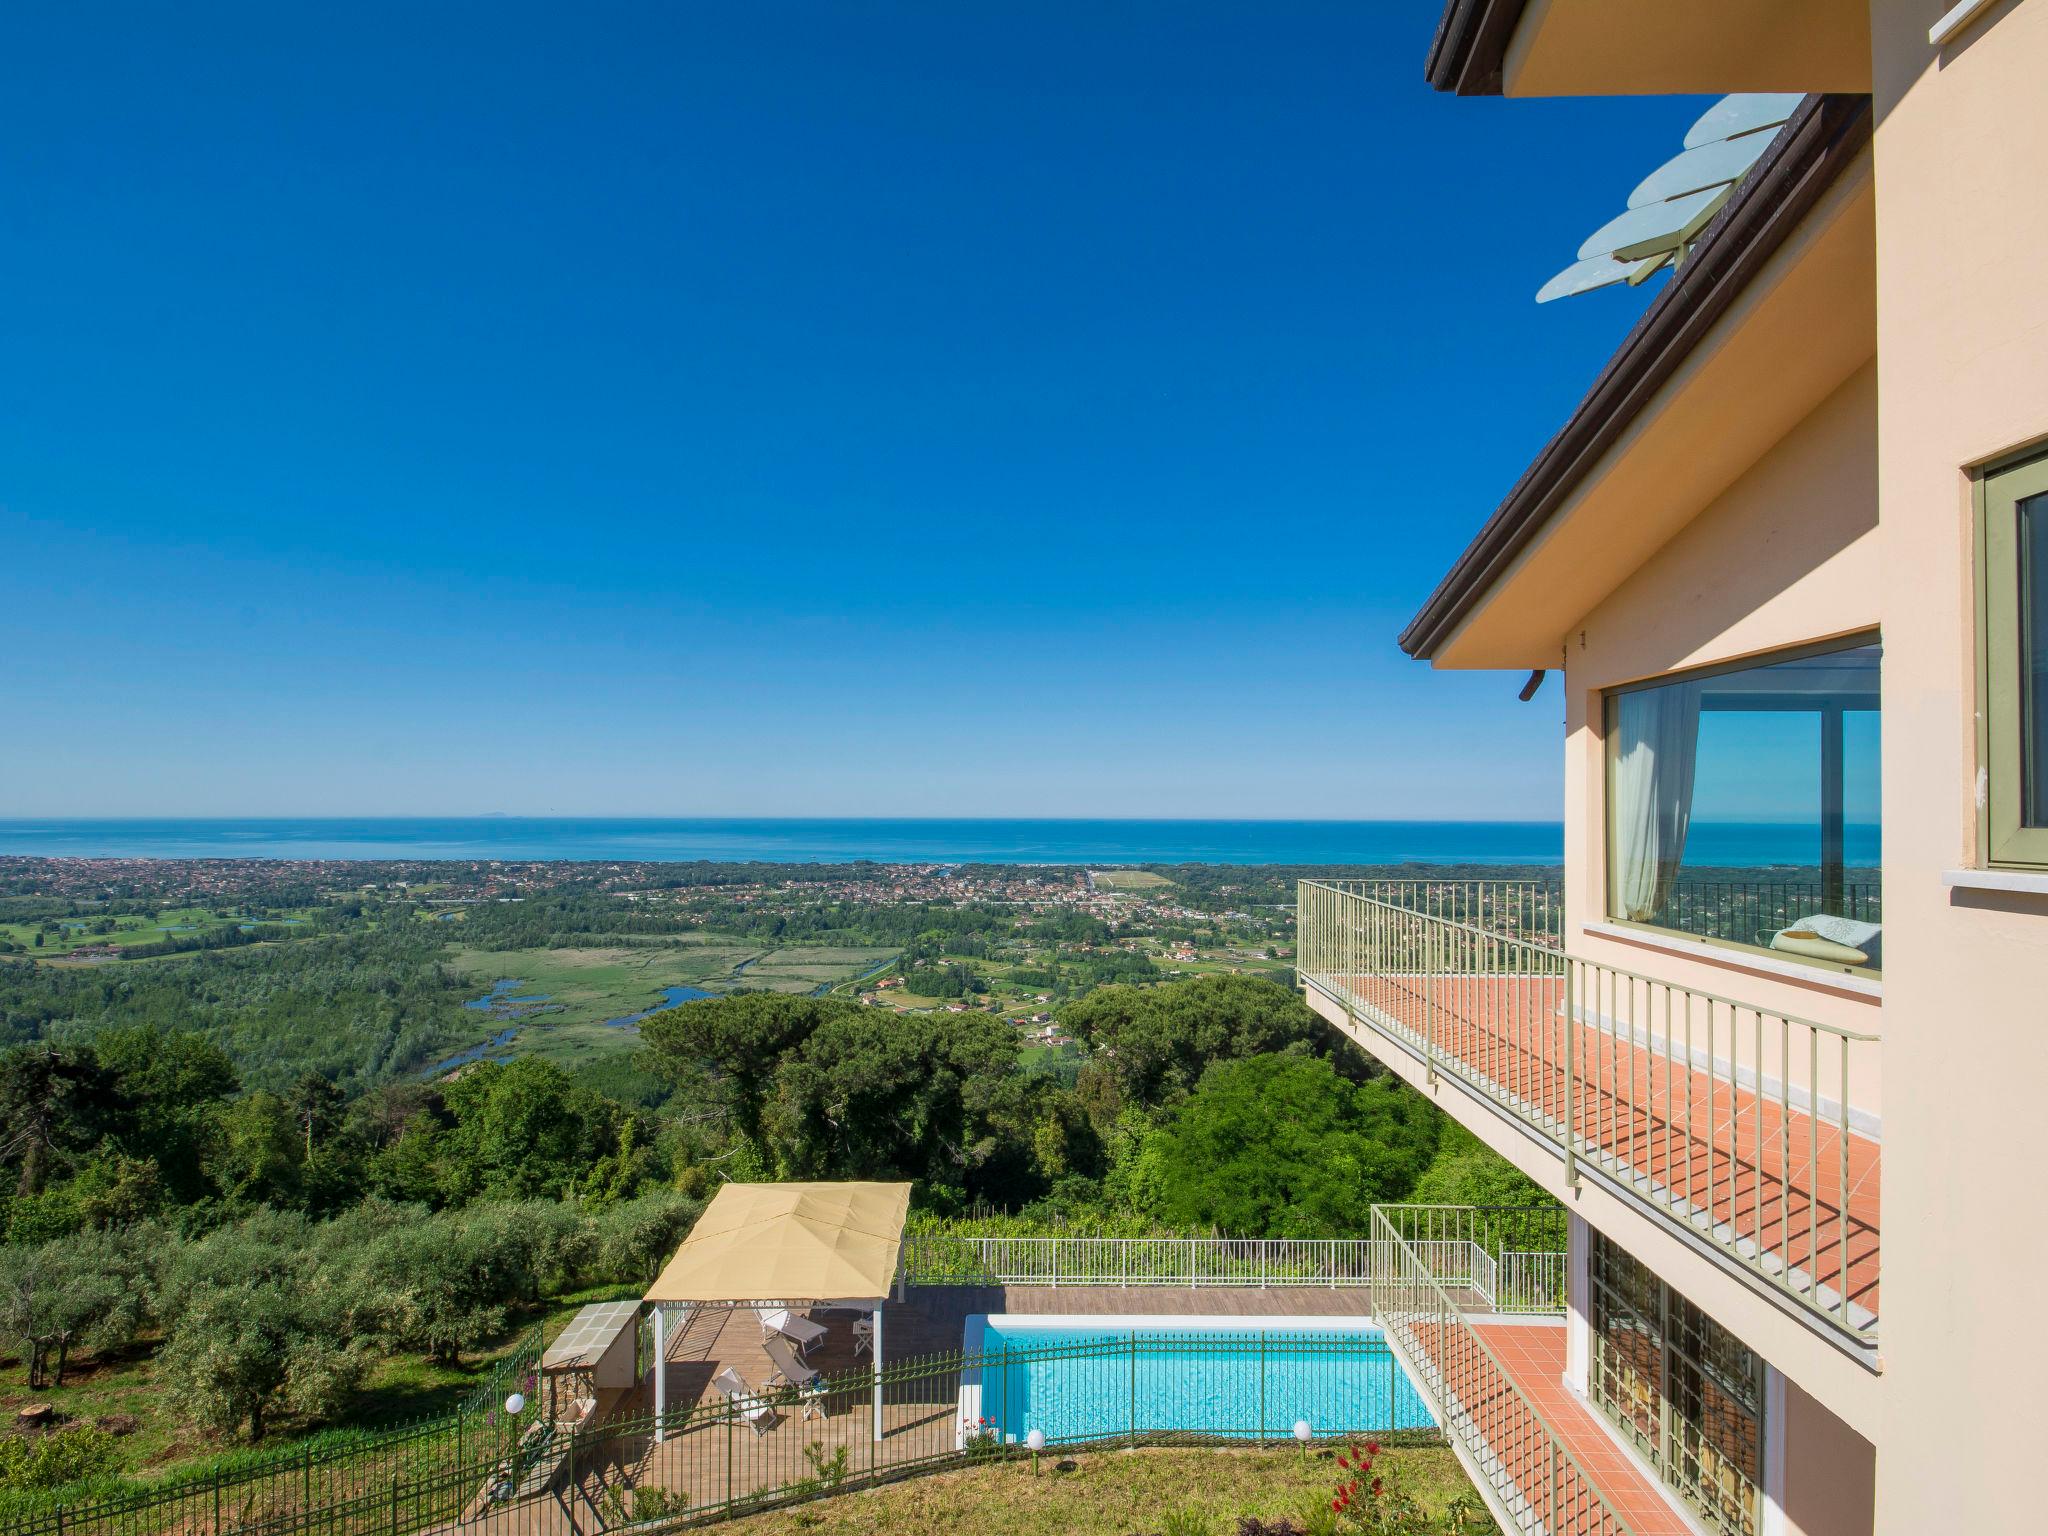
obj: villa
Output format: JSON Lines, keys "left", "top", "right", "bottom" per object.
{"left": 1297, "top": 4, "right": 2046, "bottom": 1534}
{"left": 33, "top": 12, "right": 2044, "bottom": 1536}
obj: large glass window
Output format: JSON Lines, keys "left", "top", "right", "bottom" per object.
{"left": 1604, "top": 638, "right": 1882, "bottom": 974}
{"left": 1983, "top": 452, "right": 2048, "bottom": 866}
{"left": 1591, "top": 1234, "right": 1765, "bottom": 1536}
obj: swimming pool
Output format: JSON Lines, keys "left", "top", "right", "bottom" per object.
{"left": 963, "top": 1314, "right": 1435, "bottom": 1447}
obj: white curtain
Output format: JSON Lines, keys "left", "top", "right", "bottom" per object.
{"left": 1611, "top": 682, "right": 1703, "bottom": 922}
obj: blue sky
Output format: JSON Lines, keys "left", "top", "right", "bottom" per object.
{"left": 1, "top": 3, "right": 1703, "bottom": 819}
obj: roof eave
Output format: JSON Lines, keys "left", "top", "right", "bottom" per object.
{"left": 1424, "top": 0, "right": 1529, "bottom": 95}
{"left": 1398, "top": 92, "right": 1874, "bottom": 664}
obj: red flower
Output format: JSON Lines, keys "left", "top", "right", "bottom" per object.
{"left": 1370, "top": 1478, "right": 1383, "bottom": 1496}
{"left": 1365, "top": 1440, "right": 1380, "bottom": 1456}
{"left": 1336, "top": 1455, "right": 1351, "bottom": 1470}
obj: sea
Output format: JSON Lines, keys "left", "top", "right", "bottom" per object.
{"left": 0, "top": 817, "right": 1878, "bottom": 867}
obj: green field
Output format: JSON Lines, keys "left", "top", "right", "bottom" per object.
{"left": 0, "top": 906, "right": 314, "bottom": 960}
{"left": 1089, "top": 869, "right": 1173, "bottom": 891}
{"left": 439, "top": 940, "right": 898, "bottom": 1070}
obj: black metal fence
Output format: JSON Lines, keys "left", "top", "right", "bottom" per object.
{"left": 0, "top": 1328, "right": 543, "bottom": 1536}
{"left": 8, "top": 1334, "right": 1438, "bottom": 1536}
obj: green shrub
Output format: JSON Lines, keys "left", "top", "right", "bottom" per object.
{"left": 0, "top": 1427, "right": 117, "bottom": 1492}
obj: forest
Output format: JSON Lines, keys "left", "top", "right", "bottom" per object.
{"left": 0, "top": 969, "right": 1537, "bottom": 1491}
{"left": 0, "top": 861, "right": 1549, "bottom": 1507}
{"left": 0, "top": 925, "right": 479, "bottom": 1094}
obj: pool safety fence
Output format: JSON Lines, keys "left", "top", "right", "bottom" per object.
{"left": 902, "top": 1210, "right": 1565, "bottom": 1311}
{"left": 10, "top": 1335, "right": 1442, "bottom": 1536}
{"left": 900, "top": 1235, "right": 1378, "bottom": 1288}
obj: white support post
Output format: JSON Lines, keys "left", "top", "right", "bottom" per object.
{"left": 1762, "top": 1366, "right": 1788, "bottom": 1536}
{"left": 871, "top": 1304, "right": 885, "bottom": 1441}
{"left": 652, "top": 1304, "right": 667, "bottom": 1441}
{"left": 1564, "top": 1214, "right": 1591, "bottom": 1396}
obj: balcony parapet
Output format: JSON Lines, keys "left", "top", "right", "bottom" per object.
{"left": 1302, "top": 882, "right": 1880, "bottom": 1350}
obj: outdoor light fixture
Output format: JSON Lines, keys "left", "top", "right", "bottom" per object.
{"left": 1026, "top": 1427, "right": 1045, "bottom": 1475}
{"left": 1293, "top": 1419, "right": 1311, "bottom": 1458}
{"left": 502, "top": 1392, "right": 530, "bottom": 1489}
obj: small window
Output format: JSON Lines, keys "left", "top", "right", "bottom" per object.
{"left": 1982, "top": 452, "right": 2048, "bottom": 867}
{"left": 1603, "top": 637, "right": 1881, "bottom": 974}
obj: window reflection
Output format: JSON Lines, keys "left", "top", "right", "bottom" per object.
{"left": 1605, "top": 640, "right": 1881, "bottom": 972}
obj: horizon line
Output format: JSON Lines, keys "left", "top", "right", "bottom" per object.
{"left": 0, "top": 814, "right": 1571, "bottom": 827}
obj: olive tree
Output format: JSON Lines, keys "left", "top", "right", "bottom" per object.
{"left": 162, "top": 1281, "right": 364, "bottom": 1441}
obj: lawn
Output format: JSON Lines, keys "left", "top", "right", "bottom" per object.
{"left": 1090, "top": 870, "right": 1174, "bottom": 891}
{"left": 438, "top": 941, "right": 898, "bottom": 1070}
{"left": 716, "top": 1445, "right": 1475, "bottom": 1536}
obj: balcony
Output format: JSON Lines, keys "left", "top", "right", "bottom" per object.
{"left": 1301, "top": 882, "right": 1880, "bottom": 1351}
{"left": 1373, "top": 1205, "right": 1702, "bottom": 1536}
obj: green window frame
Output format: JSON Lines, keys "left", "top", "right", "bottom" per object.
{"left": 1979, "top": 450, "right": 2048, "bottom": 867}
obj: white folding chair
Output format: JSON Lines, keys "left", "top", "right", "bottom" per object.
{"left": 711, "top": 1367, "right": 776, "bottom": 1437}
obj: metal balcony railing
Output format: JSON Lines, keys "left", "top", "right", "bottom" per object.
{"left": 1313, "top": 877, "right": 1564, "bottom": 947}
{"left": 1302, "top": 882, "right": 1881, "bottom": 1347}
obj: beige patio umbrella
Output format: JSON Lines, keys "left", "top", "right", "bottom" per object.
{"left": 644, "top": 1182, "right": 913, "bottom": 1441}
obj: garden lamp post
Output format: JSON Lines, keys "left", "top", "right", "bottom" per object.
{"left": 505, "top": 1393, "right": 527, "bottom": 1491}
{"left": 1026, "top": 1427, "right": 1045, "bottom": 1476}
{"left": 1293, "top": 1419, "right": 1311, "bottom": 1463}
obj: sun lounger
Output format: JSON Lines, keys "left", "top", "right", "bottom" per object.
{"left": 711, "top": 1367, "right": 776, "bottom": 1436}
{"left": 761, "top": 1334, "right": 829, "bottom": 1419}
{"left": 755, "top": 1307, "right": 828, "bottom": 1357}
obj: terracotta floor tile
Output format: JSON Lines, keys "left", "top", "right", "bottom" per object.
{"left": 1324, "top": 970, "right": 1880, "bottom": 1328}
{"left": 1446, "top": 1322, "right": 1697, "bottom": 1536}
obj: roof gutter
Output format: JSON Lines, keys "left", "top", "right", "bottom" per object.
{"left": 1424, "top": 0, "right": 1529, "bottom": 95}
{"left": 1397, "top": 92, "right": 1873, "bottom": 662}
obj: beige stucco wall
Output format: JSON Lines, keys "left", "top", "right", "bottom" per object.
{"left": 1562, "top": 359, "right": 1883, "bottom": 1062}
{"left": 1502, "top": 0, "right": 1870, "bottom": 96}
{"left": 1780, "top": 1371, "right": 1876, "bottom": 1536}
{"left": 1864, "top": 2, "right": 2048, "bottom": 1532}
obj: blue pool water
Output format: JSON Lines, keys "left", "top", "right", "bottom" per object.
{"left": 972, "top": 1319, "right": 1434, "bottom": 1445}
